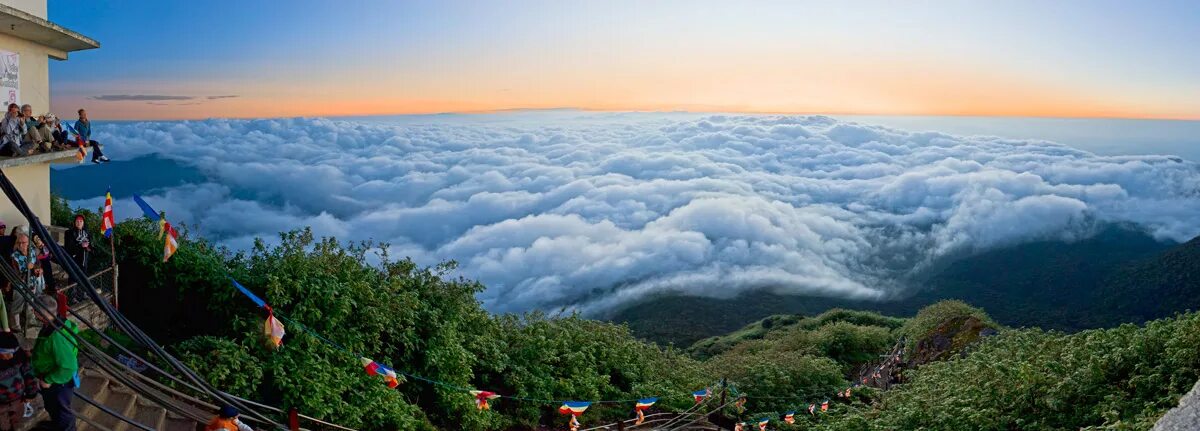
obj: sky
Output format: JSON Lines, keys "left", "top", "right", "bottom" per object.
{"left": 47, "top": 0, "right": 1200, "bottom": 120}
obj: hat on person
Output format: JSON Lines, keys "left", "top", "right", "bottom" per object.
{"left": 219, "top": 405, "right": 238, "bottom": 419}
{"left": 0, "top": 332, "right": 19, "bottom": 354}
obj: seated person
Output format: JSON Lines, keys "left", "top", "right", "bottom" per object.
{"left": 72, "top": 109, "right": 109, "bottom": 163}
{"left": 43, "top": 113, "right": 68, "bottom": 148}
{"left": 19, "top": 105, "right": 54, "bottom": 153}
{"left": 0, "top": 104, "right": 28, "bottom": 157}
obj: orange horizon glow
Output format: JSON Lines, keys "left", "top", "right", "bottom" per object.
{"left": 49, "top": 1, "right": 1200, "bottom": 122}
{"left": 52, "top": 50, "right": 1200, "bottom": 122}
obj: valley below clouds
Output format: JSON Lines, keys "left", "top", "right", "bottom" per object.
{"left": 67, "top": 112, "right": 1200, "bottom": 314}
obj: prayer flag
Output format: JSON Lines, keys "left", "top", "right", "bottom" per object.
{"left": 558, "top": 401, "right": 590, "bottom": 416}
{"left": 360, "top": 357, "right": 381, "bottom": 376}
{"left": 264, "top": 310, "right": 285, "bottom": 348}
{"left": 757, "top": 418, "right": 769, "bottom": 431}
{"left": 734, "top": 423, "right": 745, "bottom": 431}
{"left": 132, "top": 195, "right": 179, "bottom": 262}
{"left": 102, "top": 188, "right": 114, "bottom": 238}
{"left": 559, "top": 402, "right": 590, "bottom": 431}
{"left": 808, "top": 404, "right": 815, "bottom": 416}
{"left": 735, "top": 395, "right": 746, "bottom": 412}
{"left": 783, "top": 412, "right": 795, "bottom": 424}
{"left": 692, "top": 388, "right": 710, "bottom": 404}
{"left": 634, "top": 398, "right": 656, "bottom": 425}
{"left": 470, "top": 390, "right": 499, "bottom": 410}
{"left": 821, "top": 400, "right": 829, "bottom": 412}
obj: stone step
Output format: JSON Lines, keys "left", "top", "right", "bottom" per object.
{"left": 70, "top": 368, "right": 200, "bottom": 431}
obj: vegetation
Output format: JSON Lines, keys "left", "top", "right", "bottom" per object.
{"left": 101, "top": 217, "right": 712, "bottom": 430}
{"left": 617, "top": 226, "right": 1196, "bottom": 346}
{"left": 802, "top": 312, "right": 1200, "bottom": 431}
{"left": 690, "top": 309, "right": 904, "bottom": 360}
{"left": 48, "top": 198, "right": 1199, "bottom": 430}
{"left": 898, "top": 299, "right": 998, "bottom": 345}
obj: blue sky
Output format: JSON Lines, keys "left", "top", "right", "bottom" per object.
{"left": 48, "top": 0, "right": 1200, "bottom": 120}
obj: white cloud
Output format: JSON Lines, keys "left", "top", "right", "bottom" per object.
{"left": 75, "top": 113, "right": 1200, "bottom": 314}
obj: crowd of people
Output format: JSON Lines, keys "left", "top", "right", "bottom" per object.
{"left": 0, "top": 217, "right": 80, "bottom": 431}
{"left": 0, "top": 216, "right": 243, "bottom": 431}
{"left": 0, "top": 105, "right": 109, "bottom": 164}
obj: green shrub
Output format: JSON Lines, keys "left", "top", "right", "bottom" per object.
{"left": 175, "top": 336, "right": 264, "bottom": 399}
{"left": 899, "top": 300, "right": 998, "bottom": 343}
{"left": 873, "top": 312, "right": 1200, "bottom": 430}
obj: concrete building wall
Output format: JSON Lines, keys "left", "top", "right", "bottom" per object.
{"left": 0, "top": 0, "right": 46, "bottom": 20}
{"left": 1, "top": 162, "right": 51, "bottom": 229}
{"left": 0, "top": 0, "right": 65, "bottom": 231}
{"left": 0, "top": 30, "right": 52, "bottom": 113}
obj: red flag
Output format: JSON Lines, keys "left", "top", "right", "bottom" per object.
{"left": 101, "top": 188, "right": 114, "bottom": 238}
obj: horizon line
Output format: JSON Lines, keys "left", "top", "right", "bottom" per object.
{"left": 83, "top": 106, "right": 1200, "bottom": 122}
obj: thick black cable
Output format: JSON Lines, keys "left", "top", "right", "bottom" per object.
{"left": 0, "top": 263, "right": 212, "bottom": 425}
{"left": 0, "top": 170, "right": 283, "bottom": 429}
{"left": 74, "top": 391, "right": 156, "bottom": 431}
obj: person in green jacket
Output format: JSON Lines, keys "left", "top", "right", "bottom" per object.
{"left": 30, "top": 294, "right": 77, "bottom": 431}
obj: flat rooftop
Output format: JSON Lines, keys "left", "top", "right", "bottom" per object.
{"left": 0, "top": 148, "right": 81, "bottom": 168}
{"left": 0, "top": 3, "right": 99, "bottom": 58}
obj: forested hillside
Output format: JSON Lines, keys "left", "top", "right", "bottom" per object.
{"left": 616, "top": 226, "right": 1198, "bottom": 346}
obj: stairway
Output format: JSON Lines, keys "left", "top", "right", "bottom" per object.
{"left": 74, "top": 368, "right": 201, "bottom": 431}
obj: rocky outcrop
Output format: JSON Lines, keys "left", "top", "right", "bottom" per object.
{"left": 909, "top": 315, "right": 995, "bottom": 366}
{"left": 1153, "top": 379, "right": 1200, "bottom": 431}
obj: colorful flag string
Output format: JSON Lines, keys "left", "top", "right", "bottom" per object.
{"left": 228, "top": 276, "right": 888, "bottom": 428}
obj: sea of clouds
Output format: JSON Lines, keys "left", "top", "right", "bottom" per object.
{"left": 72, "top": 112, "right": 1200, "bottom": 314}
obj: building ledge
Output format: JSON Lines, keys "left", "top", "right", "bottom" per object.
{"left": 0, "top": 148, "right": 80, "bottom": 168}
{"left": 0, "top": 3, "right": 99, "bottom": 58}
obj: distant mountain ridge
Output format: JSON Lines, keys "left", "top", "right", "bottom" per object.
{"left": 614, "top": 226, "right": 1199, "bottom": 346}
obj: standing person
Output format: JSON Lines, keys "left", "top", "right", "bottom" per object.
{"left": 64, "top": 216, "right": 89, "bottom": 272}
{"left": 31, "top": 235, "right": 54, "bottom": 294}
{"left": 31, "top": 294, "right": 77, "bottom": 431}
{"left": 4, "top": 232, "right": 34, "bottom": 335}
{"left": 0, "top": 332, "right": 37, "bottom": 431}
{"left": 0, "top": 104, "right": 28, "bottom": 157}
{"left": 0, "top": 222, "right": 11, "bottom": 259}
{"left": 205, "top": 406, "right": 253, "bottom": 431}
{"left": 71, "top": 109, "right": 109, "bottom": 164}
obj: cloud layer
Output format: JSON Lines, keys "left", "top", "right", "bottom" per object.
{"left": 71, "top": 113, "right": 1200, "bottom": 314}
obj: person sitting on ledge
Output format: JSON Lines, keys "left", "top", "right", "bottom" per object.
{"left": 0, "top": 104, "right": 29, "bottom": 157}
{"left": 72, "top": 109, "right": 109, "bottom": 164}
{"left": 20, "top": 105, "right": 54, "bottom": 154}
{"left": 43, "top": 113, "right": 68, "bottom": 149}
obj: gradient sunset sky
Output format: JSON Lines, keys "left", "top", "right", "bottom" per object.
{"left": 49, "top": 0, "right": 1200, "bottom": 120}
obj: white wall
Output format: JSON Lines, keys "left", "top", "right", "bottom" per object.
{"left": 0, "top": 0, "right": 47, "bottom": 20}
{"left": 0, "top": 31, "right": 50, "bottom": 113}
{"left": 0, "top": 162, "right": 52, "bottom": 230}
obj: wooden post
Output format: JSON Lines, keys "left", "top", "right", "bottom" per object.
{"left": 109, "top": 234, "right": 117, "bottom": 310}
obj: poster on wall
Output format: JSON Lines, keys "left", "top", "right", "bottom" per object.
{"left": 0, "top": 51, "right": 16, "bottom": 106}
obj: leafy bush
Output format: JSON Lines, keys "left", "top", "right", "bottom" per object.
{"left": 812, "top": 322, "right": 894, "bottom": 368}
{"left": 871, "top": 312, "right": 1200, "bottom": 430}
{"left": 899, "top": 300, "right": 998, "bottom": 343}
{"left": 175, "top": 336, "right": 264, "bottom": 398}
{"left": 690, "top": 309, "right": 905, "bottom": 359}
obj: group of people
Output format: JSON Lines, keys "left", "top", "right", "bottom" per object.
{"left": 0, "top": 105, "right": 110, "bottom": 164}
{"left": 0, "top": 217, "right": 86, "bottom": 431}
{"left": 0, "top": 214, "right": 249, "bottom": 431}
